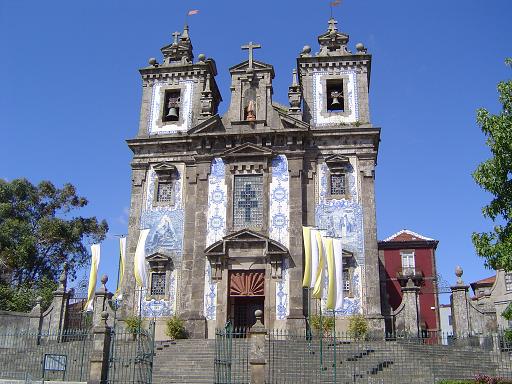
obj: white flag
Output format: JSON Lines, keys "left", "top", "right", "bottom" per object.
{"left": 134, "top": 229, "right": 150, "bottom": 288}
{"left": 84, "top": 244, "right": 101, "bottom": 312}
{"left": 333, "top": 237, "right": 344, "bottom": 310}
{"left": 309, "top": 228, "right": 320, "bottom": 289}
{"left": 114, "top": 237, "right": 126, "bottom": 300}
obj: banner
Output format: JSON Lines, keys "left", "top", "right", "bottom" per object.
{"left": 310, "top": 228, "right": 320, "bottom": 289}
{"left": 113, "top": 237, "right": 126, "bottom": 299}
{"left": 312, "top": 230, "right": 326, "bottom": 299}
{"left": 333, "top": 237, "right": 344, "bottom": 310}
{"left": 84, "top": 243, "right": 101, "bottom": 311}
{"left": 325, "top": 237, "right": 336, "bottom": 310}
{"left": 134, "top": 229, "right": 150, "bottom": 288}
{"left": 302, "top": 227, "right": 312, "bottom": 288}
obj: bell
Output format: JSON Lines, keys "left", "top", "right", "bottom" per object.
{"left": 167, "top": 107, "right": 179, "bottom": 119}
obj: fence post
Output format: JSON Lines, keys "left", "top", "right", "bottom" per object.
{"left": 450, "top": 266, "right": 471, "bottom": 338}
{"left": 29, "top": 296, "right": 43, "bottom": 335}
{"left": 248, "top": 310, "right": 266, "bottom": 384}
{"left": 49, "top": 266, "right": 70, "bottom": 339}
{"left": 93, "top": 275, "right": 113, "bottom": 327}
{"left": 88, "top": 311, "right": 112, "bottom": 384}
{"left": 401, "top": 277, "right": 420, "bottom": 337}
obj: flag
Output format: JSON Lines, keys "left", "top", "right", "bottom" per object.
{"left": 84, "top": 244, "right": 101, "bottom": 311}
{"left": 312, "top": 230, "right": 326, "bottom": 299}
{"left": 333, "top": 237, "right": 344, "bottom": 310}
{"left": 302, "top": 227, "right": 312, "bottom": 288}
{"left": 187, "top": 9, "right": 199, "bottom": 16}
{"left": 114, "top": 237, "right": 126, "bottom": 299}
{"left": 134, "top": 229, "right": 150, "bottom": 288}
{"left": 325, "top": 237, "right": 336, "bottom": 310}
{"left": 330, "top": 0, "right": 341, "bottom": 6}
{"left": 310, "top": 228, "right": 320, "bottom": 289}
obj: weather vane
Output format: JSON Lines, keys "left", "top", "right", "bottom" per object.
{"left": 330, "top": 0, "right": 342, "bottom": 19}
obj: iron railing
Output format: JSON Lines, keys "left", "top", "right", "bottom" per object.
{"left": 0, "top": 328, "right": 92, "bottom": 382}
{"left": 214, "top": 325, "right": 250, "bottom": 384}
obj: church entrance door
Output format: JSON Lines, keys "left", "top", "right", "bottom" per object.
{"left": 228, "top": 270, "right": 265, "bottom": 328}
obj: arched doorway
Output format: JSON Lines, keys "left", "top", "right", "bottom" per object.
{"left": 228, "top": 270, "right": 265, "bottom": 328}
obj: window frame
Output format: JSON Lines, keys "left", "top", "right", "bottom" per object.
{"left": 149, "top": 272, "right": 167, "bottom": 298}
{"left": 400, "top": 250, "right": 416, "bottom": 276}
{"left": 162, "top": 89, "right": 182, "bottom": 123}
{"left": 326, "top": 79, "right": 345, "bottom": 113}
{"left": 233, "top": 174, "right": 264, "bottom": 231}
{"left": 505, "top": 272, "right": 512, "bottom": 292}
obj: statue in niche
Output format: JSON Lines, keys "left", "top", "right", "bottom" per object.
{"left": 246, "top": 99, "right": 256, "bottom": 121}
{"left": 243, "top": 86, "right": 257, "bottom": 121}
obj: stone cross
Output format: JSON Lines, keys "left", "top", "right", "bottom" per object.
{"left": 172, "top": 31, "right": 181, "bottom": 45}
{"left": 239, "top": 184, "right": 258, "bottom": 222}
{"left": 241, "top": 41, "right": 261, "bottom": 69}
{"left": 328, "top": 18, "right": 338, "bottom": 32}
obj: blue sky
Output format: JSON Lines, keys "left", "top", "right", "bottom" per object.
{"left": 1, "top": 0, "right": 511, "bottom": 303}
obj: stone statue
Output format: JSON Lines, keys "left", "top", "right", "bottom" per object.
{"left": 246, "top": 99, "right": 256, "bottom": 121}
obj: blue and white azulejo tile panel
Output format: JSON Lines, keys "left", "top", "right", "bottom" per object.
{"left": 270, "top": 155, "right": 290, "bottom": 320}
{"left": 315, "top": 162, "right": 364, "bottom": 315}
{"left": 204, "top": 158, "right": 227, "bottom": 320}
{"left": 312, "top": 70, "right": 359, "bottom": 126}
{"left": 138, "top": 164, "right": 185, "bottom": 317}
{"left": 147, "top": 80, "right": 194, "bottom": 135}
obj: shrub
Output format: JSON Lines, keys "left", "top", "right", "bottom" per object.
{"left": 124, "top": 316, "right": 143, "bottom": 334}
{"left": 504, "top": 329, "right": 512, "bottom": 343}
{"left": 347, "top": 314, "right": 368, "bottom": 340}
{"left": 165, "top": 316, "right": 188, "bottom": 339}
{"left": 310, "top": 314, "right": 335, "bottom": 335}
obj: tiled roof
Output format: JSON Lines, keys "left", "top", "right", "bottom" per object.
{"left": 471, "top": 275, "right": 495, "bottom": 286}
{"left": 382, "top": 229, "right": 435, "bottom": 242}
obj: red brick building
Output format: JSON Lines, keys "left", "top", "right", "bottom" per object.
{"left": 378, "top": 229, "right": 440, "bottom": 334}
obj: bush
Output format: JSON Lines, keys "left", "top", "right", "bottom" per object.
{"left": 347, "top": 314, "right": 368, "bottom": 340}
{"left": 310, "top": 314, "right": 335, "bottom": 335}
{"left": 124, "top": 316, "right": 143, "bottom": 334}
{"left": 165, "top": 316, "right": 188, "bottom": 339}
{"left": 504, "top": 329, "right": 512, "bottom": 343}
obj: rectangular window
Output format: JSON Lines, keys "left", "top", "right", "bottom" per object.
{"left": 156, "top": 181, "right": 174, "bottom": 203}
{"left": 505, "top": 273, "right": 512, "bottom": 292}
{"left": 330, "top": 174, "right": 346, "bottom": 196}
{"left": 401, "top": 251, "right": 415, "bottom": 275}
{"left": 342, "top": 269, "right": 350, "bottom": 292}
{"left": 150, "top": 273, "right": 166, "bottom": 296}
{"left": 448, "top": 315, "right": 452, "bottom": 326}
{"left": 326, "top": 79, "right": 345, "bottom": 112}
{"left": 233, "top": 174, "right": 263, "bottom": 230}
{"left": 163, "top": 90, "right": 181, "bottom": 122}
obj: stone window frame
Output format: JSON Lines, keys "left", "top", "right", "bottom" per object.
{"left": 505, "top": 272, "right": 512, "bottom": 292}
{"left": 156, "top": 85, "right": 185, "bottom": 129}
{"left": 145, "top": 252, "right": 175, "bottom": 301}
{"left": 342, "top": 255, "right": 356, "bottom": 298}
{"left": 152, "top": 163, "right": 179, "bottom": 207}
{"left": 232, "top": 173, "right": 264, "bottom": 231}
{"left": 327, "top": 171, "right": 350, "bottom": 200}
{"left": 325, "top": 156, "right": 352, "bottom": 201}
{"left": 150, "top": 272, "right": 167, "bottom": 297}
{"left": 400, "top": 249, "right": 416, "bottom": 276}
{"left": 319, "top": 74, "right": 352, "bottom": 119}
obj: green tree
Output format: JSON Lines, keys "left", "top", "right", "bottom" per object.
{"left": 0, "top": 178, "right": 108, "bottom": 311}
{"left": 472, "top": 59, "right": 512, "bottom": 272}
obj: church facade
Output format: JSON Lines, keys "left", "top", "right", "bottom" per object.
{"left": 122, "top": 18, "right": 383, "bottom": 338}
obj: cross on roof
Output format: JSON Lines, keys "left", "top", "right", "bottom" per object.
{"left": 172, "top": 31, "right": 181, "bottom": 45}
{"left": 328, "top": 18, "right": 338, "bottom": 32}
{"left": 241, "top": 41, "right": 261, "bottom": 69}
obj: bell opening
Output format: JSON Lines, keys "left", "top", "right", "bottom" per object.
{"left": 326, "top": 79, "right": 345, "bottom": 112}
{"left": 163, "top": 90, "right": 181, "bottom": 122}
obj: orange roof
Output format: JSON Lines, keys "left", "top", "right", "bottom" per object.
{"left": 382, "top": 229, "right": 435, "bottom": 242}
{"left": 471, "top": 275, "right": 495, "bottom": 286}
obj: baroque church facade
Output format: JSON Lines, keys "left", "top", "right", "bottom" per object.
{"left": 122, "top": 18, "right": 383, "bottom": 338}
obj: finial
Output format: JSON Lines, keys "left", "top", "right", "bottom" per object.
{"left": 171, "top": 31, "right": 181, "bottom": 46}
{"left": 241, "top": 41, "right": 261, "bottom": 70}
{"left": 328, "top": 18, "right": 338, "bottom": 32}
{"left": 101, "top": 311, "right": 109, "bottom": 321}
{"left": 292, "top": 69, "right": 298, "bottom": 87}
{"left": 198, "top": 53, "right": 206, "bottom": 63}
{"left": 148, "top": 58, "right": 158, "bottom": 67}
{"left": 181, "top": 24, "right": 190, "bottom": 40}
{"left": 356, "top": 43, "right": 367, "bottom": 53}
{"left": 455, "top": 266, "right": 464, "bottom": 285}
{"left": 101, "top": 274, "right": 108, "bottom": 286}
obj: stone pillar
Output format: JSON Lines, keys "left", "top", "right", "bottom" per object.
{"left": 88, "top": 311, "right": 112, "bottom": 384}
{"left": 286, "top": 156, "right": 306, "bottom": 330}
{"left": 29, "top": 296, "right": 43, "bottom": 334}
{"left": 249, "top": 310, "right": 266, "bottom": 384}
{"left": 401, "top": 278, "right": 420, "bottom": 337}
{"left": 359, "top": 159, "right": 384, "bottom": 333}
{"left": 450, "top": 266, "right": 471, "bottom": 337}
{"left": 93, "top": 275, "right": 114, "bottom": 327}
{"left": 49, "top": 267, "right": 70, "bottom": 337}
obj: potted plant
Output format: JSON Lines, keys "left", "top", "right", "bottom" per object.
{"left": 309, "top": 314, "right": 335, "bottom": 336}
{"left": 347, "top": 314, "right": 368, "bottom": 340}
{"left": 124, "top": 316, "right": 143, "bottom": 340}
{"left": 165, "top": 316, "right": 188, "bottom": 340}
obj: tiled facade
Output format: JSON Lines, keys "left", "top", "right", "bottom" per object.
{"left": 122, "top": 18, "right": 383, "bottom": 338}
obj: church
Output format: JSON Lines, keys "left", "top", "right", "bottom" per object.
{"left": 121, "top": 17, "right": 383, "bottom": 338}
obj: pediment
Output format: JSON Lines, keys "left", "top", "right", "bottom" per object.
{"left": 318, "top": 30, "right": 349, "bottom": 45}
{"left": 188, "top": 115, "right": 224, "bottom": 135}
{"left": 205, "top": 229, "right": 289, "bottom": 256}
{"left": 222, "top": 143, "right": 273, "bottom": 159}
{"left": 146, "top": 251, "right": 174, "bottom": 271}
{"left": 325, "top": 154, "right": 351, "bottom": 165}
{"left": 146, "top": 251, "right": 171, "bottom": 263}
{"left": 229, "top": 60, "right": 274, "bottom": 75}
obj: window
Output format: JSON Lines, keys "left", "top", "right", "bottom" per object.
{"left": 326, "top": 79, "right": 344, "bottom": 112}
{"left": 448, "top": 315, "right": 452, "bottom": 326}
{"left": 342, "top": 269, "right": 350, "bottom": 293}
{"left": 233, "top": 175, "right": 263, "bottom": 230}
{"left": 505, "top": 273, "right": 512, "bottom": 292}
{"left": 163, "top": 90, "right": 181, "bottom": 122}
{"left": 330, "top": 174, "right": 346, "bottom": 196}
{"left": 150, "top": 273, "right": 166, "bottom": 296}
{"left": 401, "top": 251, "right": 415, "bottom": 275}
{"left": 156, "top": 181, "right": 174, "bottom": 203}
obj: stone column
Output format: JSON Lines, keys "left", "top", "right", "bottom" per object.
{"left": 249, "top": 310, "right": 266, "bottom": 384}
{"left": 359, "top": 159, "right": 384, "bottom": 334}
{"left": 401, "top": 278, "right": 420, "bottom": 337}
{"left": 450, "top": 266, "right": 471, "bottom": 337}
{"left": 29, "top": 296, "right": 43, "bottom": 334}
{"left": 286, "top": 156, "right": 306, "bottom": 330}
{"left": 49, "top": 267, "right": 70, "bottom": 338}
{"left": 88, "top": 311, "right": 112, "bottom": 384}
{"left": 93, "top": 275, "right": 114, "bottom": 327}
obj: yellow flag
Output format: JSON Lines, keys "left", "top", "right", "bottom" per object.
{"left": 84, "top": 244, "right": 101, "bottom": 311}
{"left": 134, "top": 229, "right": 150, "bottom": 288}
{"left": 113, "top": 237, "right": 126, "bottom": 299}
{"left": 302, "top": 227, "right": 312, "bottom": 288}
{"left": 312, "top": 231, "right": 325, "bottom": 299}
{"left": 325, "top": 237, "right": 336, "bottom": 310}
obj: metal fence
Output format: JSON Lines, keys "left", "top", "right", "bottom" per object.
{"left": 0, "top": 328, "right": 92, "bottom": 382}
{"left": 215, "top": 328, "right": 512, "bottom": 384}
{"left": 107, "top": 321, "right": 155, "bottom": 384}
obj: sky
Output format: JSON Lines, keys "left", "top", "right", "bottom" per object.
{"left": 0, "top": 0, "right": 511, "bottom": 303}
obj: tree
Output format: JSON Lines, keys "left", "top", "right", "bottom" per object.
{"left": 472, "top": 59, "right": 512, "bottom": 271}
{"left": 0, "top": 178, "right": 108, "bottom": 311}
